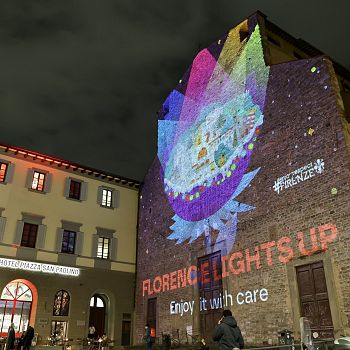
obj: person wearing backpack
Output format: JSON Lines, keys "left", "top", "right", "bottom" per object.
{"left": 213, "top": 310, "right": 244, "bottom": 350}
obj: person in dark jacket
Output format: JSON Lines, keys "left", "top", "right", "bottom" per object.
{"left": 6, "top": 323, "right": 16, "bottom": 350}
{"left": 144, "top": 324, "right": 154, "bottom": 350}
{"left": 17, "top": 333, "right": 25, "bottom": 350}
{"left": 213, "top": 310, "right": 244, "bottom": 350}
{"left": 22, "top": 326, "right": 35, "bottom": 350}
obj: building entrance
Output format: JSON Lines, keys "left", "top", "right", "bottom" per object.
{"left": 198, "top": 251, "right": 223, "bottom": 343}
{"left": 296, "top": 261, "right": 334, "bottom": 339}
{"left": 89, "top": 295, "right": 106, "bottom": 337}
{"left": 0, "top": 280, "right": 33, "bottom": 335}
{"left": 121, "top": 320, "right": 131, "bottom": 346}
{"left": 146, "top": 298, "right": 157, "bottom": 330}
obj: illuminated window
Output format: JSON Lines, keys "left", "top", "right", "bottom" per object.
{"left": 102, "top": 189, "right": 113, "bottom": 207}
{"left": 69, "top": 180, "right": 81, "bottom": 200}
{"left": 90, "top": 295, "right": 104, "bottom": 308}
{"left": 98, "top": 187, "right": 118, "bottom": 209}
{"left": 0, "top": 281, "right": 32, "bottom": 333}
{"left": 21, "top": 223, "right": 38, "bottom": 248}
{"left": 31, "top": 171, "right": 45, "bottom": 191}
{"left": 0, "top": 163, "right": 8, "bottom": 183}
{"left": 53, "top": 290, "right": 70, "bottom": 316}
{"left": 61, "top": 230, "right": 76, "bottom": 254}
{"left": 97, "top": 237, "right": 109, "bottom": 259}
{"left": 51, "top": 320, "right": 67, "bottom": 340}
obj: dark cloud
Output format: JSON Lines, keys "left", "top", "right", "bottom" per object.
{"left": 0, "top": 0, "right": 349, "bottom": 181}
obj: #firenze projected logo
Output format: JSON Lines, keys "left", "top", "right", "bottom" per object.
{"left": 157, "top": 24, "right": 270, "bottom": 252}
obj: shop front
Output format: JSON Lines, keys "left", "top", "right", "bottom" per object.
{"left": 0, "top": 257, "right": 134, "bottom": 347}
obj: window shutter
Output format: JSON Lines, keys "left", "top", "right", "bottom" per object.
{"left": 91, "top": 234, "right": 99, "bottom": 258}
{"left": 0, "top": 216, "right": 6, "bottom": 241}
{"left": 97, "top": 186, "right": 103, "bottom": 205}
{"left": 64, "top": 178, "right": 71, "bottom": 197}
{"left": 36, "top": 224, "right": 47, "bottom": 249}
{"left": 80, "top": 182, "right": 88, "bottom": 201}
{"left": 110, "top": 237, "right": 117, "bottom": 260}
{"left": 56, "top": 228, "right": 64, "bottom": 252}
{"left": 112, "top": 190, "right": 120, "bottom": 208}
{"left": 14, "top": 220, "right": 24, "bottom": 245}
{"left": 25, "top": 169, "right": 34, "bottom": 189}
{"left": 4, "top": 163, "right": 15, "bottom": 183}
{"left": 44, "top": 173, "right": 52, "bottom": 193}
{"left": 75, "top": 231, "right": 84, "bottom": 255}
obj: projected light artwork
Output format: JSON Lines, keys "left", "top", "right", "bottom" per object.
{"left": 157, "top": 24, "right": 270, "bottom": 252}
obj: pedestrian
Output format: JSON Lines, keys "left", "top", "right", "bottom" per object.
{"left": 88, "top": 324, "right": 96, "bottom": 339}
{"left": 144, "top": 324, "right": 154, "bottom": 350}
{"left": 22, "top": 325, "right": 35, "bottom": 350}
{"left": 212, "top": 309, "right": 244, "bottom": 350}
{"left": 101, "top": 333, "right": 109, "bottom": 350}
{"left": 6, "top": 323, "right": 16, "bottom": 350}
{"left": 17, "top": 333, "right": 25, "bottom": 350}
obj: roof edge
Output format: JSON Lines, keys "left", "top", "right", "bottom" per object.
{"left": 0, "top": 142, "right": 140, "bottom": 189}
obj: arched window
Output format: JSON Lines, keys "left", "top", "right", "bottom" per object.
{"left": 53, "top": 290, "right": 70, "bottom": 316}
{"left": 90, "top": 295, "right": 104, "bottom": 308}
{"left": 0, "top": 281, "right": 32, "bottom": 333}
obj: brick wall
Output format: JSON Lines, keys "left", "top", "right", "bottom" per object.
{"left": 135, "top": 49, "right": 350, "bottom": 347}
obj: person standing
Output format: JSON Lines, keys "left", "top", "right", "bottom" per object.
{"left": 17, "top": 332, "right": 25, "bottom": 350}
{"left": 6, "top": 323, "right": 16, "bottom": 350}
{"left": 22, "top": 325, "right": 35, "bottom": 350}
{"left": 88, "top": 324, "right": 96, "bottom": 339}
{"left": 213, "top": 309, "right": 244, "bottom": 350}
{"left": 144, "top": 324, "right": 154, "bottom": 350}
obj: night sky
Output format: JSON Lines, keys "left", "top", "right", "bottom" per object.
{"left": 1, "top": 1, "right": 349, "bottom": 182}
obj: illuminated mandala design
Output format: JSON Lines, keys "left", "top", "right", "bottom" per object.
{"left": 157, "top": 24, "right": 270, "bottom": 252}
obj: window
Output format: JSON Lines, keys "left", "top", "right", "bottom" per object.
{"left": 90, "top": 295, "right": 104, "bottom": 308}
{"left": 97, "top": 237, "right": 109, "bottom": 259}
{"left": 53, "top": 290, "right": 70, "bottom": 316}
{"left": 64, "top": 178, "right": 87, "bottom": 201}
{"left": 98, "top": 186, "right": 119, "bottom": 209}
{"left": 61, "top": 230, "right": 76, "bottom": 254}
{"left": 26, "top": 169, "right": 51, "bottom": 193}
{"left": 102, "top": 189, "right": 112, "bottom": 207}
{"left": 57, "top": 222, "right": 83, "bottom": 256}
{"left": 21, "top": 223, "right": 38, "bottom": 248}
{"left": 31, "top": 171, "right": 46, "bottom": 192}
{"left": 69, "top": 180, "right": 81, "bottom": 200}
{"left": 0, "top": 211, "right": 6, "bottom": 243}
{"left": 0, "top": 161, "right": 14, "bottom": 185}
{"left": 51, "top": 321, "right": 67, "bottom": 340}
{"left": 0, "top": 163, "right": 8, "bottom": 183}
{"left": 0, "top": 281, "right": 32, "bottom": 334}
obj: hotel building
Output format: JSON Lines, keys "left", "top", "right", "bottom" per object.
{"left": 0, "top": 143, "right": 139, "bottom": 346}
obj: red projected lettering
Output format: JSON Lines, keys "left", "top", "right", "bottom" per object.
{"left": 141, "top": 223, "right": 338, "bottom": 296}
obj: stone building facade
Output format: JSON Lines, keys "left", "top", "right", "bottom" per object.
{"left": 135, "top": 12, "right": 350, "bottom": 346}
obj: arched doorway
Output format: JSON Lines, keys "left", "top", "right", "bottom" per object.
{"left": 0, "top": 279, "right": 37, "bottom": 335}
{"left": 89, "top": 295, "right": 106, "bottom": 337}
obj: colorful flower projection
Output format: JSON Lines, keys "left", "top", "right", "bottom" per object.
{"left": 157, "top": 24, "right": 270, "bottom": 252}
